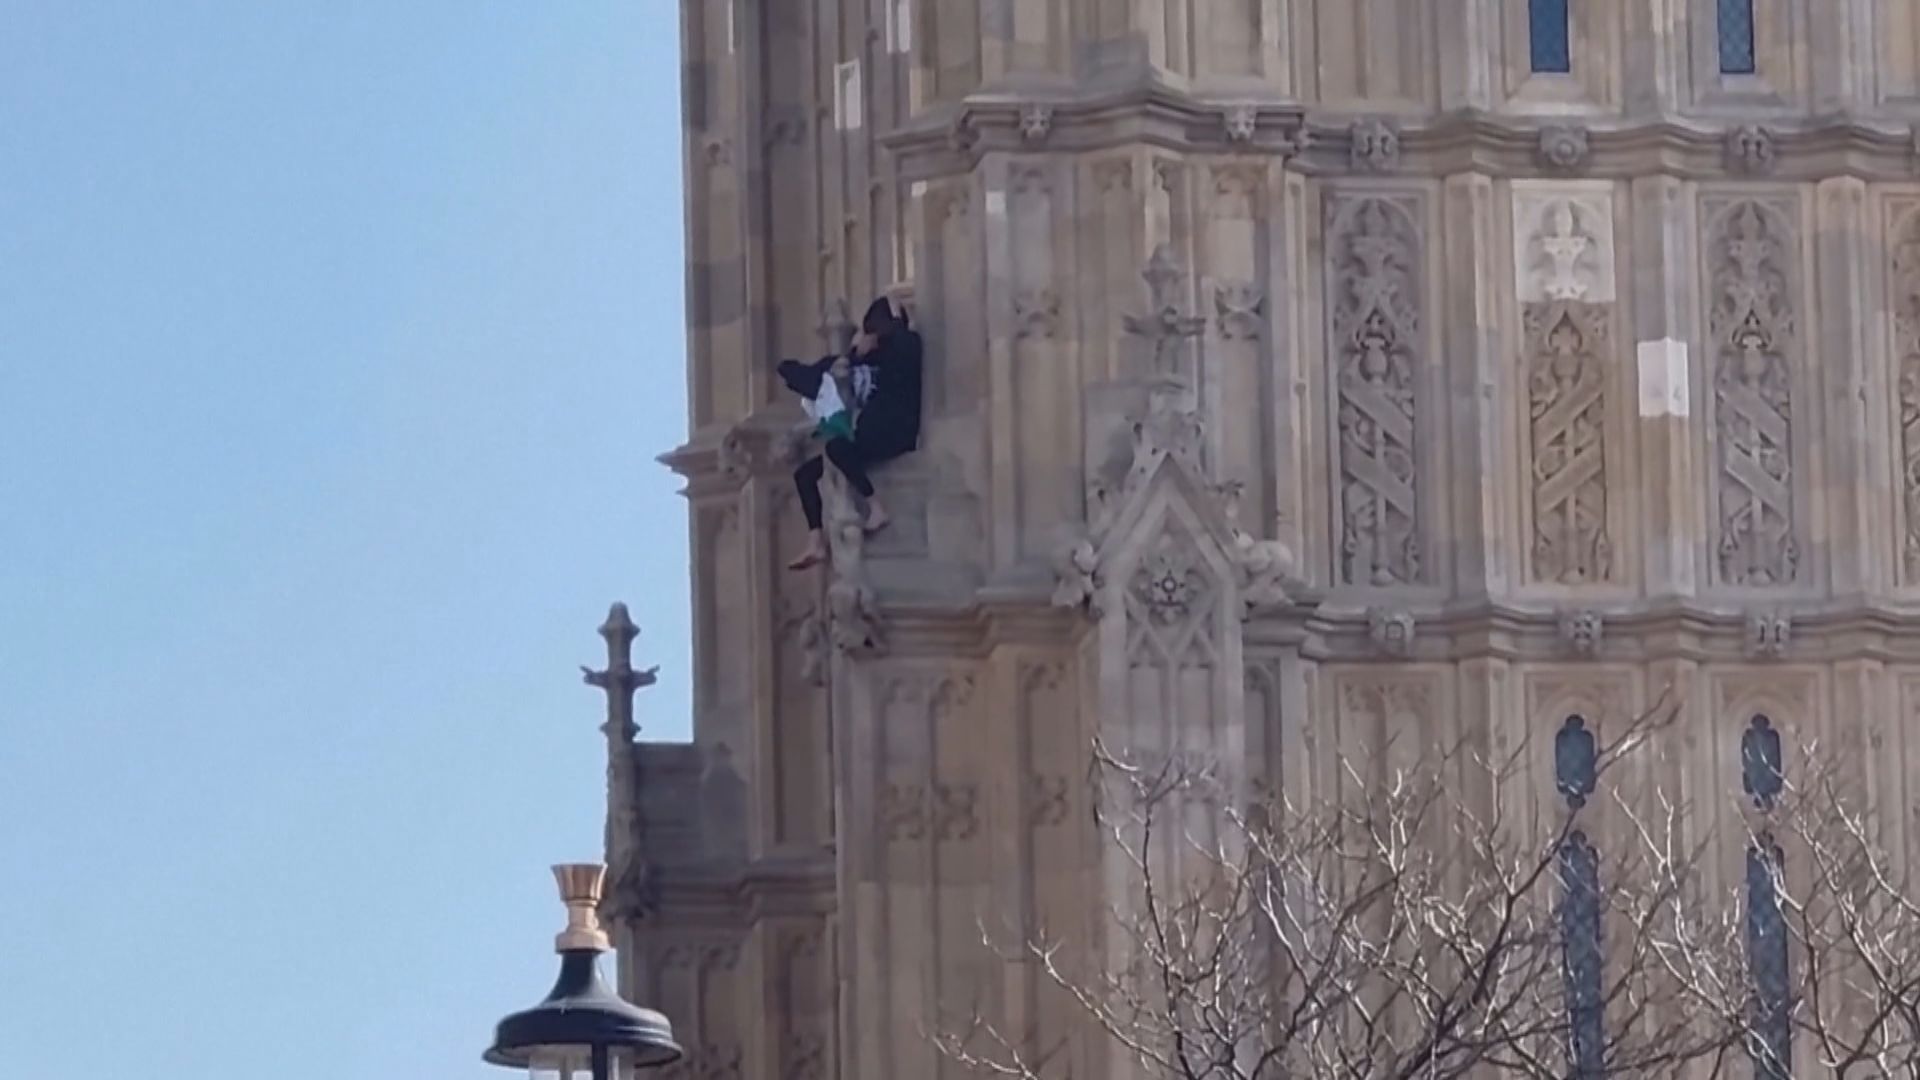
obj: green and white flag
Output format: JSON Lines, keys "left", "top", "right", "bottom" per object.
{"left": 804, "top": 375, "right": 855, "bottom": 443}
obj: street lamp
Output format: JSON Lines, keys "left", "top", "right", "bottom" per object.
{"left": 485, "top": 863, "right": 682, "bottom": 1080}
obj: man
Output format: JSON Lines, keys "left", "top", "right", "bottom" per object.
{"left": 788, "top": 294, "right": 923, "bottom": 571}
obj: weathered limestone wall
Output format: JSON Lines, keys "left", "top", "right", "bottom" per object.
{"left": 628, "top": 2, "right": 1920, "bottom": 1078}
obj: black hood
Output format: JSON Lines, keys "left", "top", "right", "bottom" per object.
{"left": 861, "top": 296, "right": 907, "bottom": 336}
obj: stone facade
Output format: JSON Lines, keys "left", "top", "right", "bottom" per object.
{"left": 617, "top": 3, "right": 1920, "bottom": 1078}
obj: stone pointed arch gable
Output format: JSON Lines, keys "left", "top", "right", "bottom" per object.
{"left": 1053, "top": 389, "right": 1254, "bottom": 779}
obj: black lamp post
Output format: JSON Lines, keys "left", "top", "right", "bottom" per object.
{"left": 485, "top": 863, "right": 682, "bottom": 1080}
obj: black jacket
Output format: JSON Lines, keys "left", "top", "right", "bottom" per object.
{"left": 850, "top": 329, "right": 923, "bottom": 456}
{"left": 795, "top": 316, "right": 924, "bottom": 456}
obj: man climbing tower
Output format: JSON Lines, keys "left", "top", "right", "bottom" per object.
{"left": 786, "top": 292, "right": 923, "bottom": 571}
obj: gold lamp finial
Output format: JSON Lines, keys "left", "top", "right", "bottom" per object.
{"left": 551, "top": 863, "right": 611, "bottom": 952}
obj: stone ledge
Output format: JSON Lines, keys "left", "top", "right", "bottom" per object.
{"left": 880, "top": 84, "right": 1920, "bottom": 181}
{"left": 882, "top": 79, "right": 1309, "bottom": 178}
{"left": 1255, "top": 598, "right": 1920, "bottom": 663}
{"left": 619, "top": 852, "right": 838, "bottom": 926}
{"left": 860, "top": 591, "right": 1920, "bottom": 664}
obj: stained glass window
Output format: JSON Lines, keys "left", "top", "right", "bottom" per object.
{"left": 1742, "top": 715, "right": 1784, "bottom": 810}
{"left": 1559, "top": 833, "right": 1605, "bottom": 1079}
{"left": 1718, "top": 0, "right": 1757, "bottom": 75}
{"left": 1529, "top": 0, "right": 1572, "bottom": 74}
{"left": 1555, "top": 716, "right": 1604, "bottom": 1078}
{"left": 1746, "top": 838, "right": 1791, "bottom": 1080}
{"left": 1555, "top": 715, "right": 1597, "bottom": 808}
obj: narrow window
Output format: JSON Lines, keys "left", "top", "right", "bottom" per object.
{"left": 1741, "top": 715, "right": 1784, "bottom": 811}
{"left": 1528, "top": 0, "right": 1572, "bottom": 74}
{"left": 1718, "top": 0, "right": 1757, "bottom": 74}
{"left": 1745, "top": 838, "right": 1791, "bottom": 1080}
{"left": 1559, "top": 833, "right": 1604, "bottom": 1078}
{"left": 1554, "top": 716, "right": 1603, "bottom": 1079}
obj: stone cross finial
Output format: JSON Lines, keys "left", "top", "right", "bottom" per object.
{"left": 582, "top": 602, "right": 658, "bottom": 923}
{"left": 583, "top": 602, "right": 659, "bottom": 744}
{"left": 1123, "top": 245, "right": 1206, "bottom": 379}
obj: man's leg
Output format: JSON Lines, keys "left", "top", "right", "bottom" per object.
{"left": 788, "top": 455, "right": 829, "bottom": 570}
{"left": 824, "top": 436, "right": 891, "bottom": 533}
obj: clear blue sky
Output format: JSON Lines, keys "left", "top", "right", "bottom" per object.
{"left": 0, "top": 5, "right": 691, "bottom": 1076}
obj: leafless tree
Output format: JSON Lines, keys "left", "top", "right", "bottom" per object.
{"left": 1634, "top": 728, "right": 1920, "bottom": 1079}
{"left": 934, "top": 693, "right": 1778, "bottom": 1080}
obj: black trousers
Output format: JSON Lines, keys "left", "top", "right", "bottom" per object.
{"left": 795, "top": 429, "right": 908, "bottom": 529}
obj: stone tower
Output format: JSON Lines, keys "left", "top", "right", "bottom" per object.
{"left": 613, "top": 3, "right": 1920, "bottom": 1078}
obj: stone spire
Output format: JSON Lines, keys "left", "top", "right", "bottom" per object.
{"left": 582, "top": 602, "right": 657, "bottom": 923}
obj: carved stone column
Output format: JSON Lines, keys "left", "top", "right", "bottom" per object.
{"left": 1511, "top": 182, "right": 1628, "bottom": 595}
{"left": 1439, "top": 172, "right": 1511, "bottom": 598}
{"left": 1813, "top": 177, "right": 1888, "bottom": 596}
{"left": 1627, "top": 175, "right": 1704, "bottom": 598}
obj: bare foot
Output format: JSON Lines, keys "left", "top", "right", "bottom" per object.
{"left": 862, "top": 502, "right": 891, "bottom": 535}
{"left": 787, "top": 533, "right": 829, "bottom": 570}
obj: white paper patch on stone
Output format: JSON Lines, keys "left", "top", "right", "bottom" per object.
{"left": 1636, "top": 339, "right": 1689, "bottom": 418}
{"left": 834, "top": 61, "right": 863, "bottom": 131}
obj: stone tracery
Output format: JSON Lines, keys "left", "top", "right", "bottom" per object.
{"left": 1328, "top": 194, "right": 1425, "bottom": 587}
{"left": 1706, "top": 197, "right": 1800, "bottom": 588}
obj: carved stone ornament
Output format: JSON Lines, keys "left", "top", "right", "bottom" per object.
{"left": 933, "top": 781, "right": 981, "bottom": 840}
{"left": 1348, "top": 118, "right": 1401, "bottom": 173}
{"left": 823, "top": 493, "right": 887, "bottom": 657}
{"left": 763, "top": 114, "right": 807, "bottom": 150}
{"left": 1525, "top": 301, "right": 1614, "bottom": 584}
{"left": 879, "top": 783, "right": 926, "bottom": 842}
{"left": 718, "top": 427, "right": 751, "bottom": 481}
{"left": 1234, "top": 528, "right": 1295, "bottom": 614}
{"left": 1367, "top": 607, "right": 1416, "bottom": 656}
{"left": 1051, "top": 380, "right": 1216, "bottom": 618}
{"left": 1725, "top": 124, "right": 1778, "bottom": 176}
{"left": 1029, "top": 774, "right": 1070, "bottom": 827}
{"left": 778, "top": 593, "right": 828, "bottom": 688}
{"left": 1745, "top": 610, "right": 1792, "bottom": 659}
{"left": 584, "top": 604, "right": 658, "bottom": 923}
{"left": 1521, "top": 197, "right": 1609, "bottom": 303}
{"left": 1019, "top": 103, "right": 1054, "bottom": 144}
{"left": 1328, "top": 195, "right": 1425, "bottom": 586}
{"left": 1051, "top": 534, "right": 1101, "bottom": 612}
{"left": 1127, "top": 381, "right": 1207, "bottom": 491}
{"left": 1706, "top": 199, "right": 1800, "bottom": 587}
{"left": 694, "top": 1042, "right": 744, "bottom": 1080}
{"left": 1891, "top": 208, "right": 1920, "bottom": 581}
{"left": 1132, "top": 533, "right": 1208, "bottom": 625}
{"left": 1010, "top": 164, "right": 1050, "bottom": 196}
{"left": 1014, "top": 287, "right": 1060, "bottom": 340}
{"left": 1214, "top": 281, "right": 1267, "bottom": 341}
{"left": 1223, "top": 104, "right": 1258, "bottom": 143}
{"left": 1537, "top": 125, "right": 1591, "bottom": 170}
{"left": 946, "top": 109, "right": 979, "bottom": 153}
{"left": 784, "top": 1031, "right": 827, "bottom": 1080}
{"left": 1558, "top": 609, "right": 1605, "bottom": 655}
{"left": 1123, "top": 526, "right": 1224, "bottom": 668}
{"left": 1124, "top": 245, "right": 1207, "bottom": 378}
